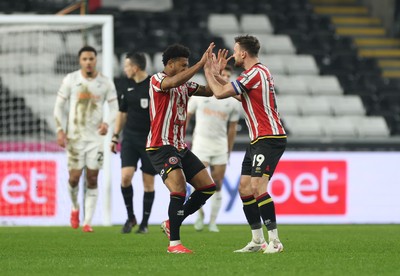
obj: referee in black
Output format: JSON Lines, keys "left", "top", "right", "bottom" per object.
{"left": 111, "top": 52, "right": 157, "bottom": 234}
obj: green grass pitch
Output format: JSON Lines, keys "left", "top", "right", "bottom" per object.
{"left": 1, "top": 224, "right": 400, "bottom": 275}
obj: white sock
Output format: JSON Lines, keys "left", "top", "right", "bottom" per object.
{"left": 196, "top": 205, "right": 204, "bottom": 221}
{"left": 268, "top": 228, "right": 279, "bottom": 241}
{"left": 83, "top": 188, "right": 98, "bottom": 226}
{"left": 170, "top": 240, "right": 181, "bottom": 246}
{"left": 68, "top": 185, "right": 79, "bottom": 210}
{"left": 251, "top": 228, "right": 265, "bottom": 243}
{"left": 209, "top": 191, "right": 222, "bottom": 225}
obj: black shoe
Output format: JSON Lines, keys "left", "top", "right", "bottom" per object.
{"left": 121, "top": 217, "right": 137, "bottom": 234}
{"left": 135, "top": 225, "right": 148, "bottom": 234}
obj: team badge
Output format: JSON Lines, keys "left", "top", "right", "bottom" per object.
{"left": 141, "top": 98, "right": 148, "bottom": 109}
{"left": 169, "top": 157, "right": 178, "bottom": 165}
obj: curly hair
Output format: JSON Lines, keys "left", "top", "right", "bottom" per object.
{"left": 162, "top": 44, "right": 190, "bottom": 66}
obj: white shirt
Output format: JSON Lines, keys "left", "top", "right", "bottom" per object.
{"left": 55, "top": 70, "right": 117, "bottom": 141}
{"left": 188, "top": 96, "right": 241, "bottom": 154}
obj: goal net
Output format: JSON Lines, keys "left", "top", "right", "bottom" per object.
{"left": 0, "top": 15, "right": 114, "bottom": 226}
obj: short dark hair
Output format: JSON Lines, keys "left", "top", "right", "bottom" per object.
{"left": 234, "top": 35, "right": 260, "bottom": 57}
{"left": 162, "top": 43, "right": 190, "bottom": 66}
{"left": 78, "top": 46, "right": 97, "bottom": 57}
{"left": 126, "top": 52, "right": 146, "bottom": 70}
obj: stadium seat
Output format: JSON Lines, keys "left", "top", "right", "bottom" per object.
{"left": 355, "top": 116, "right": 390, "bottom": 137}
{"left": 317, "top": 116, "right": 358, "bottom": 138}
{"left": 283, "top": 55, "right": 319, "bottom": 75}
{"left": 152, "top": 52, "right": 164, "bottom": 73}
{"left": 274, "top": 75, "right": 310, "bottom": 95}
{"left": 299, "top": 96, "right": 333, "bottom": 116}
{"left": 277, "top": 95, "right": 301, "bottom": 116}
{"left": 259, "top": 55, "right": 286, "bottom": 75}
{"left": 259, "top": 35, "right": 296, "bottom": 55}
{"left": 330, "top": 95, "right": 366, "bottom": 116}
{"left": 309, "top": 76, "right": 343, "bottom": 95}
{"left": 283, "top": 116, "right": 324, "bottom": 137}
{"left": 240, "top": 14, "right": 274, "bottom": 34}
{"left": 208, "top": 14, "right": 240, "bottom": 36}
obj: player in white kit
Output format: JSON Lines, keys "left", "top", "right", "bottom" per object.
{"left": 53, "top": 46, "right": 118, "bottom": 232}
{"left": 187, "top": 65, "right": 241, "bottom": 232}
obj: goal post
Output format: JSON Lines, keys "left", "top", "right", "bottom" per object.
{"left": 0, "top": 15, "right": 114, "bottom": 226}
{"left": 0, "top": 15, "right": 114, "bottom": 78}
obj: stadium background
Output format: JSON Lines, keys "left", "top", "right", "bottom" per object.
{"left": 1, "top": 0, "right": 400, "bottom": 226}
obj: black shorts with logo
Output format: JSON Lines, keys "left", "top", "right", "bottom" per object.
{"left": 241, "top": 137, "right": 287, "bottom": 178}
{"left": 121, "top": 133, "right": 157, "bottom": 175}
{"left": 147, "top": 145, "right": 205, "bottom": 182}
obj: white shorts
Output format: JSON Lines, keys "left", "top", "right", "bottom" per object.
{"left": 66, "top": 139, "right": 104, "bottom": 170}
{"left": 192, "top": 149, "right": 228, "bottom": 166}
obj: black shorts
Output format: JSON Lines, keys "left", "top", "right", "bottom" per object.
{"left": 121, "top": 134, "right": 157, "bottom": 175}
{"left": 147, "top": 145, "right": 205, "bottom": 182}
{"left": 241, "top": 137, "right": 287, "bottom": 178}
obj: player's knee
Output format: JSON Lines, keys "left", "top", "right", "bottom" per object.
{"left": 69, "top": 176, "right": 80, "bottom": 186}
{"left": 121, "top": 174, "right": 133, "bottom": 186}
{"left": 86, "top": 175, "right": 98, "bottom": 188}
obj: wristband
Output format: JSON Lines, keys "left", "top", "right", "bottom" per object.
{"left": 111, "top": 139, "right": 118, "bottom": 144}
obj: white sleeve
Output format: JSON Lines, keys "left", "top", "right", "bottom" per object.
{"left": 54, "top": 75, "right": 71, "bottom": 132}
{"left": 229, "top": 100, "right": 241, "bottom": 122}
{"left": 106, "top": 79, "right": 118, "bottom": 102}
{"left": 57, "top": 74, "right": 71, "bottom": 99}
{"left": 187, "top": 97, "right": 198, "bottom": 114}
{"left": 105, "top": 79, "right": 118, "bottom": 126}
{"left": 106, "top": 98, "right": 118, "bottom": 126}
{"left": 53, "top": 95, "right": 67, "bottom": 132}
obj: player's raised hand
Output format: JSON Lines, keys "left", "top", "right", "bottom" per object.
{"left": 98, "top": 122, "right": 108, "bottom": 135}
{"left": 201, "top": 42, "right": 215, "bottom": 66}
{"left": 217, "top": 49, "right": 233, "bottom": 72}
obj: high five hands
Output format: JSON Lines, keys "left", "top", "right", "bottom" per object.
{"left": 203, "top": 42, "right": 233, "bottom": 75}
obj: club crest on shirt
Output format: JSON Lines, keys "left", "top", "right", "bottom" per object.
{"left": 168, "top": 157, "right": 178, "bottom": 165}
{"left": 140, "top": 98, "right": 148, "bottom": 109}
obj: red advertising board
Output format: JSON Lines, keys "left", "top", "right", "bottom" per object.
{"left": 0, "top": 161, "right": 56, "bottom": 216}
{"left": 271, "top": 161, "right": 347, "bottom": 215}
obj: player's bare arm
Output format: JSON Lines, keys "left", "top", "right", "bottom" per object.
{"left": 110, "top": 111, "right": 127, "bottom": 153}
{"left": 204, "top": 68, "right": 236, "bottom": 99}
{"left": 192, "top": 85, "right": 213, "bottom": 97}
{"left": 161, "top": 43, "right": 214, "bottom": 90}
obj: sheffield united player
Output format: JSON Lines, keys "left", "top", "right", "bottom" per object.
{"left": 204, "top": 35, "right": 286, "bottom": 254}
{"left": 146, "top": 43, "right": 216, "bottom": 254}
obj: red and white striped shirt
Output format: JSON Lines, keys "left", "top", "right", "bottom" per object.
{"left": 231, "top": 63, "right": 286, "bottom": 141}
{"left": 146, "top": 72, "right": 199, "bottom": 149}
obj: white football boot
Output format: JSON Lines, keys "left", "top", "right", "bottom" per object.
{"left": 234, "top": 240, "right": 268, "bottom": 253}
{"left": 264, "top": 238, "right": 284, "bottom": 254}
